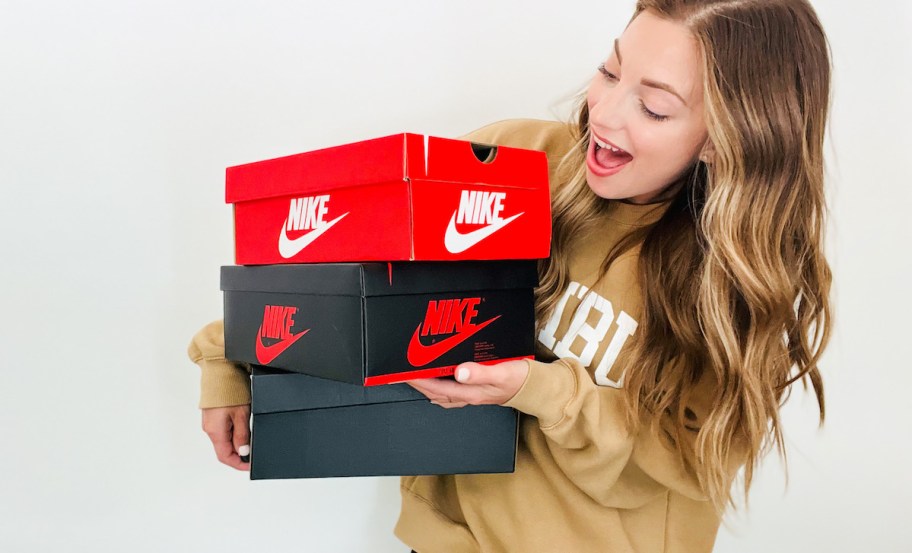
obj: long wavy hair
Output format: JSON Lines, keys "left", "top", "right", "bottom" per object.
{"left": 538, "top": 0, "right": 833, "bottom": 510}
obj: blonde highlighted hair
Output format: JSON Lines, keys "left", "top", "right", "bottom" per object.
{"left": 538, "top": 0, "right": 833, "bottom": 509}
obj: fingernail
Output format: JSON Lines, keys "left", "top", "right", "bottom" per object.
{"left": 456, "top": 367, "right": 470, "bottom": 382}
{"left": 238, "top": 444, "right": 250, "bottom": 462}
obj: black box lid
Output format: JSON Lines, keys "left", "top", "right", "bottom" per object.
{"left": 221, "top": 260, "right": 538, "bottom": 297}
{"left": 251, "top": 366, "right": 429, "bottom": 414}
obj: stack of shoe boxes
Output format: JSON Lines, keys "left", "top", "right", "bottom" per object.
{"left": 219, "top": 133, "right": 551, "bottom": 479}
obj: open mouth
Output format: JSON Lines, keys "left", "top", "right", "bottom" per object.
{"left": 591, "top": 135, "right": 634, "bottom": 171}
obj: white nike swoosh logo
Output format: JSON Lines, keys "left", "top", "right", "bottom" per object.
{"left": 444, "top": 211, "right": 524, "bottom": 254}
{"left": 278, "top": 212, "right": 349, "bottom": 258}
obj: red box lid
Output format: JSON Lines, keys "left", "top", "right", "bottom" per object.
{"left": 225, "top": 133, "right": 548, "bottom": 203}
{"left": 225, "top": 132, "right": 551, "bottom": 263}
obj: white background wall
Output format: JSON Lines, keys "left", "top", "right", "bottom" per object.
{"left": 1, "top": 1, "right": 909, "bottom": 551}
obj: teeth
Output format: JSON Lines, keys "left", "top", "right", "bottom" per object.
{"left": 594, "top": 137, "right": 626, "bottom": 154}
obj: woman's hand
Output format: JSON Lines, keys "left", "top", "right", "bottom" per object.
{"left": 406, "top": 360, "right": 530, "bottom": 408}
{"left": 201, "top": 404, "right": 251, "bottom": 471}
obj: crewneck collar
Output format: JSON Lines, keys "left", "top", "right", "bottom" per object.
{"left": 604, "top": 198, "right": 673, "bottom": 227}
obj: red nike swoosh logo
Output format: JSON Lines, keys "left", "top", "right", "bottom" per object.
{"left": 255, "top": 327, "right": 309, "bottom": 365}
{"left": 406, "top": 315, "right": 500, "bottom": 367}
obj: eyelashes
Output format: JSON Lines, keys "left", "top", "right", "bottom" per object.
{"left": 638, "top": 100, "right": 668, "bottom": 122}
{"left": 596, "top": 64, "right": 669, "bottom": 122}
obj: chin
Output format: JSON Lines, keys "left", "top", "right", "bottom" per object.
{"left": 585, "top": 171, "right": 629, "bottom": 200}
{"left": 585, "top": 174, "right": 669, "bottom": 204}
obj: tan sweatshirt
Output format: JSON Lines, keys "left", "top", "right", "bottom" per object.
{"left": 188, "top": 119, "right": 740, "bottom": 553}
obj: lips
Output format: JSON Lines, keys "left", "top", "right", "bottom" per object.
{"left": 587, "top": 131, "right": 634, "bottom": 177}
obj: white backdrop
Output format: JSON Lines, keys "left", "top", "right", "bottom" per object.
{"left": 1, "top": 1, "right": 910, "bottom": 551}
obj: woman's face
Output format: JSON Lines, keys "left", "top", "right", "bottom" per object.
{"left": 586, "top": 10, "right": 710, "bottom": 203}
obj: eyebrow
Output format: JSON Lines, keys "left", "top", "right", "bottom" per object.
{"left": 614, "top": 38, "right": 689, "bottom": 107}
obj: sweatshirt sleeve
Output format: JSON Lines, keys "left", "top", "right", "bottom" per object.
{"left": 504, "top": 355, "right": 742, "bottom": 505}
{"left": 503, "top": 357, "right": 642, "bottom": 504}
{"left": 186, "top": 319, "right": 252, "bottom": 409}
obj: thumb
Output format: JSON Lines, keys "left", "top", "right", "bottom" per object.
{"left": 454, "top": 362, "right": 489, "bottom": 385}
{"left": 230, "top": 406, "right": 251, "bottom": 462}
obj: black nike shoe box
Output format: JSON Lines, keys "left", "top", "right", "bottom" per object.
{"left": 222, "top": 260, "right": 537, "bottom": 386}
{"left": 249, "top": 366, "right": 519, "bottom": 479}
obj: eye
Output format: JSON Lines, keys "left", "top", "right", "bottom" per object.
{"left": 597, "top": 63, "right": 617, "bottom": 81}
{"left": 597, "top": 63, "right": 669, "bottom": 122}
{"left": 639, "top": 100, "right": 668, "bottom": 122}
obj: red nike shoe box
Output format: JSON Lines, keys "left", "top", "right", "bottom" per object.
{"left": 221, "top": 260, "right": 537, "bottom": 386}
{"left": 226, "top": 133, "right": 551, "bottom": 265}
{"left": 249, "top": 366, "right": 518, "bottom": 479}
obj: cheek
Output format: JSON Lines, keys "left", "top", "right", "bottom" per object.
{"left": 634, "top": 124, "right": 703, "bottom": 165}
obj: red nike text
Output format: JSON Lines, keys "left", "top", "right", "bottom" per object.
{"left": 421, "top": 297, "right": 482, "bottom": 336}
{"left": 256, "top": 304, "right": 308, "bottom": 364}
{"left": 407, "top": 297, "right": 500, "bottom": 367}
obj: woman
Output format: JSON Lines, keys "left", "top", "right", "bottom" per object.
{"left": 189, "top": 1, "right": 833, "bottom": 551}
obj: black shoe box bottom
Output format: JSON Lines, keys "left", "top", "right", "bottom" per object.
{"left": 250, "top": 366, "right": 519, "bottom": 479}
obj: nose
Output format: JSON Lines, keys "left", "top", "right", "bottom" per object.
{"left": 588, "top": 84, "right": 626, "bottom": 132}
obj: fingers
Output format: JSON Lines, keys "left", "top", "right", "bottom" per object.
{"left": 407, "top": 378, "right": 479, "bottom": 409}
{"left": 431, "top": 400, "right": 469, "bottom": 409}
{"left": 407, "top": 377, "right": 466, "bottom": 404}
{"left": 212, "top": 435, "right": 247, "bottom": 471}
{"left": 202, "top": 406, "right": 250, "bottom": 472}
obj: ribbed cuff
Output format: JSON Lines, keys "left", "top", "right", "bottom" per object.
{"left": 198, "top": 357, "right": 251, "bottom": 409}
{"left": 503, "top": 359, "right": 577, "bottom": 428}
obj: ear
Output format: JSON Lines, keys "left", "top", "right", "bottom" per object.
{"left": 699, "top": 140, "right": 716, "bottom": 165}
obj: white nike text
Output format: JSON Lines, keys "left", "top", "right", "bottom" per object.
{"left": 456, "top": 190, "right": 506, "bottom": 225}
{"left": 278, "top": 195, "right": 349, "bottom": 258}
{"left": 287, "top": 195, "right": 330, "bottom": 231}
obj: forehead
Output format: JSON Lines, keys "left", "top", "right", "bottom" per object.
{"left": 619, "top": 10, "right": 704, "bottom": 106}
